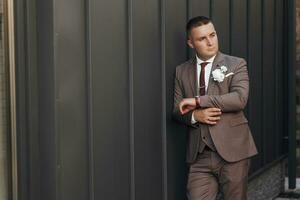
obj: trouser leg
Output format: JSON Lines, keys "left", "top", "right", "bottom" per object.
{"left": 219, "top": 158, "right": 250, "bottom": 200}
{"left": 187, "top": 150, "right": 219, "bottom": 200}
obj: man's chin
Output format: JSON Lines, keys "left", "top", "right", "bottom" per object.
{"left": 208, "top": 49, "right": 218, "bottom": 54}
{"left": 203, "top": 53, "right": 217, "bottom": 59}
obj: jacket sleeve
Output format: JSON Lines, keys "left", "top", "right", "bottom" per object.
{"left": 172, "top": 68, "right": 199, "bottom": 128}
{"left": 199, "top": 59, "right": 249, "bottom": 112}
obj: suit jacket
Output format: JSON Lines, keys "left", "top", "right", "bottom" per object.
{"left": 173, "top": 52, "right": 258, "bottom": 163}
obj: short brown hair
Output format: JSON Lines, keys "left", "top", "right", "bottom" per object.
{"left": 186, "top": 16, "right": 212, "bottom": 37}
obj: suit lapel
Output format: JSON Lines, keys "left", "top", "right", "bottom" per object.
{"left": 207, "top": 52, "right": 225, "bottom": 95}
{"left": 187, "top": 52, "right": 225, "bottom": 97}
{"left": 188, "top": 58, "right": 197, "bottom": 97}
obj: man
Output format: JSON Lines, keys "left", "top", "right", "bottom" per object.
{"left": 172, "top": 16, "right": 258, "bottom": 200}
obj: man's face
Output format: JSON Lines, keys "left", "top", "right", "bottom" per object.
{"left": 187, "top": 22, "right": 219, "bottom": 60}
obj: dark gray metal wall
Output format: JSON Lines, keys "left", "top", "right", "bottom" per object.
{"left": 14, "top": 0, "right": 289, "bottom": 200}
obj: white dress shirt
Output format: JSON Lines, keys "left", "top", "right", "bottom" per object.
{"left": 191, "top": 54, "right": 216, "bottom": 124}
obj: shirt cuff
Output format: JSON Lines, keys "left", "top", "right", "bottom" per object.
{"left": 191, "top": 111, "right": 197, "bottom": 124}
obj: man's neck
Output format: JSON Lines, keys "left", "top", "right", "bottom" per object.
{"left": 196, "top": 54, "right": 217, "bottom": 63}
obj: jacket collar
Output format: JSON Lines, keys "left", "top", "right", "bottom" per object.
{"left": 188, "top": 52, "right": 225, "bottom": 96}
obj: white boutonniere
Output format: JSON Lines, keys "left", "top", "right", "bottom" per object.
{"left": 211, "top": 65, "right": 234, "bottom": 82}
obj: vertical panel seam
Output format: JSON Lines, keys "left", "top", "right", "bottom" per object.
{"left": 25, "top": 0, "right": 40, "bottom": 199}
{"left": 85, "top": 0, "right": 94, "bottom": 199}
{"left": 160, "top": 0, "right": 167, "bottom": 199}
{"left": 229, "top": 0, "right": 232, "bottom": 54}
{"left": 287, "top": 0, "right": 297, "bottom": 189}
{"left": 128, "top": 0, "right": 135, "bottom": 199}
{"left": 7, "top": 0, "right": 19, "bottom": 199}
{"left": 52, "top": 0, "right": 61, "bottom": 199}
{"left": 273, "top": 0, "right": 278, "bottom": 157}
{"left": 186, "top": 0, "right": 191, "bottom": 59}
{"left": 261, "top": 0, "right": 265, "bottom": 166}
{"left": 244, "top": 0, "right": 249, "bottom": 117}
{"left": 187, "top": 0, "right": 191, "bottom": 20}
{"left": 210, "top": 0, "right": 213, "bottom": 19}
{"left": 246, "top": 0, "right": 251, "bottom": 118}
{"left": 246, "top": 0, "right": 249, "bottom": 63}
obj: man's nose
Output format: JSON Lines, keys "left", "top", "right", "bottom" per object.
{"left": 207, "top": 38, "right": 213, "bottom": 46}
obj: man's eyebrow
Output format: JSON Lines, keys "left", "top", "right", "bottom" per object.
{"left": 197, "top": 36, "right": 206, "bottom": 40}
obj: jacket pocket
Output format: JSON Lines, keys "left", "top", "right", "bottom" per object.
{"left": 230, "top": 115, "right": 248, "bottom": 127}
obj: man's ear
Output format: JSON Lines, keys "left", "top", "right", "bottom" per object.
{"left": 187, "top": 39, "right": 194, "bottom": 49}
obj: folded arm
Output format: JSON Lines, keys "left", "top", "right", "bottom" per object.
{"left": 172, "top": 69, "right": 198, "bottom": 128}
{"left": 199, "top": 59, "right": 249, "bottom": 112}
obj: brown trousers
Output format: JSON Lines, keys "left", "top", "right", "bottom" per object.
{"left": 187, "top": 148, "right": 250, "bottom": 200}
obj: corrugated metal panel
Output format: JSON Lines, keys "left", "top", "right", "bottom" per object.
{"left": 14, "top": 0, "right": 290, "bottom": 199}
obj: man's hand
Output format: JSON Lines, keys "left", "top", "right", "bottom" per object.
{"left": 179, "top": 98, "right": 197, "bottom": 115}
{"left": 194, "top": 108, "right": 222, "bottom": 125}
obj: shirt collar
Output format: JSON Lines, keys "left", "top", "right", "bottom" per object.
{"left": 196, "top": 54, "right": 216, "bottom": 65}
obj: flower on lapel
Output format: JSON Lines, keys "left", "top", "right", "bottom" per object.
{"left": 212, "top": 65, "right": 234, "bottom": 82}
{"left": 220, "top": 65, "right": 227, "bottom": 73}
{"left": 212, "top": 69, "right": 225, "bottom": 82}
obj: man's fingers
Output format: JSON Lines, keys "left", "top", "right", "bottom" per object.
{"left": 181, "top": 105, "right": 195, "bottom": 115}
{"left": 205, "top": 120, "right": 217, "bottom": 125}
{"left": 179, "top": 102, "right": 183, "bottom": 113}
{"left": 205, "top": 108, "right": 221, "bottom": 116}
{"left": 179, "top": 100, "right": 188, "bottom": 113}
{"left": 193, "top": 107, "right": 221, "bottom": 125}
{"left": 179, "top": 101, "right": 187, "bottom": 112}
{"left": 206, "top": 107, "right": 221, "bottom": 112}
{"left": 208, "top": 116, "right": 221, "bottom": 121}
{"left": 205, "top": 109, "right": 221, "bottom": 117}
{"left": 207, "top": 111, "right": 222, "bottom": 117}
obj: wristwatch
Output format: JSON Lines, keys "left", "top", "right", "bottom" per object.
{"left": 195, "top": 96, "right": 200, "bottom": 108}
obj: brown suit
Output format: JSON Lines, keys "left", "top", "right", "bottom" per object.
{"left": 173, "top": 52, "right": 257, "bottom": 163}
{"left": 172, "top": 52, "right": 258, "bottom": 200}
